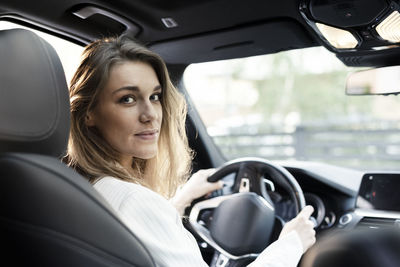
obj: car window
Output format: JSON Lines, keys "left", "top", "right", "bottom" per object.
{"left": 184, "top": 47, "right": 400, "bottom": 171}
{"left": 0, "top": 20, "right": 84, "bottom": 85}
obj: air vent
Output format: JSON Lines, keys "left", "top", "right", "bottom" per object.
{"left": 357, "top": 217, "right": 396, "bottom": 229}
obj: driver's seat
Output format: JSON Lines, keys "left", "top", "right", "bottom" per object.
{"left": 0, "top": 29, "right": 155, "bottom": 266}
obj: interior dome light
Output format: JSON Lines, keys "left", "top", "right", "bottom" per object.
{"left": 316, "top": 22, "right": 358, "bottom": 49}
{"left": 376, "top": 11, "right": 400, "bottom": 43}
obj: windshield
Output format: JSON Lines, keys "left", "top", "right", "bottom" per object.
{"left": 184, "top": 47, "right": 400, "bottom": 171}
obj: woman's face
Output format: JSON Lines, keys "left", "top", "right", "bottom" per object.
{"left": 87, "top": 60, "right": 163, "bottom": 167}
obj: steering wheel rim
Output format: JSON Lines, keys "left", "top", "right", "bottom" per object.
{"left": 188, "top": 157, "right": 305, "bottom": 265}
{"left": 207, "top": 157, "right": 305, "bottom": 212}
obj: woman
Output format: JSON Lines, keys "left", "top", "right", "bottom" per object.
{"left": 64, "top": 34, "right": 315, "bottom": 266}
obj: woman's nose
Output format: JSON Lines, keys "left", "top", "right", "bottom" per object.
{"left": 139, "top": 100, "right": 158, "bottom": 123}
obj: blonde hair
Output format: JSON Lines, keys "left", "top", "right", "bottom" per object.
{"left": 64, "top": 35, "right": 192, "bottom": 198}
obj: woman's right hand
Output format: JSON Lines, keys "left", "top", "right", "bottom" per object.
{"left": 279, "top": 205, "right": 316, "bottom": 253}
{"left": 170, "top": 168, "right": 223, "bottom": 215}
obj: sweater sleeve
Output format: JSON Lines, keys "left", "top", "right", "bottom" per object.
{"left": 248, "top": 231, "right": 303, "bottom": 267}
{"left": 94, "top": 177, "right": 208, "bottom": 267}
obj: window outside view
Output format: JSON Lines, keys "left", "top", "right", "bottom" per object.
{"left": 184, "top": 47, "right": 400, "bottom": 171}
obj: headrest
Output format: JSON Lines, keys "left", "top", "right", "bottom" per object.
{"left": 0, "top": 29, "right": 70, "bottom": 157}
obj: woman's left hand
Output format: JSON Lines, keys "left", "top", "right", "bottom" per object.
{"left": 171, "top": 168, "right": 223, "bottom": 215}
{"left": 279, "top": 205, "right": 316, "bottom": 253}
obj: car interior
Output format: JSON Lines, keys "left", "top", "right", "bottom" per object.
{"left": 1, "top": 0, "right": 400, "bottom": 266}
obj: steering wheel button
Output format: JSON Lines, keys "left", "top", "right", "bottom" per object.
{"left": 239, "top": 178, "right": 250, "bottom": 192}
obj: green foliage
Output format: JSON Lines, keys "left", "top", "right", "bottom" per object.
{"left": 228, "top": 50, "right": 379, "bottom": 129}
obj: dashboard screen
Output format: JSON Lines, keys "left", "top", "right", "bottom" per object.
{"left": 357, "top": 173, "right": 400, "bottom": 212}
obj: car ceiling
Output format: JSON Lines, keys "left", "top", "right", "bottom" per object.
{"left": 0, "top": 0, "right": 318, "bottom": 64}
{"left": 1, "top": 0, "right": 399, "bottom": 66}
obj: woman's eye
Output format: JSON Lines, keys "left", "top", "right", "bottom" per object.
{"left": 120, "top": 96, "right": 135, "bottom": 104}
{"left": 151, "top": 93, "right": 162, "bottom": 101}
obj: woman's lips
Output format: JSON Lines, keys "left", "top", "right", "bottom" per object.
{"left": 134, "top": 129, "right": 159, "bottom": 140}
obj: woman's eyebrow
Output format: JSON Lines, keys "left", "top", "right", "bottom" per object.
{"left": 112, "top": 86, "right": 139, "bottom": 95}
{"left": 112, "top": 85, "right": 162, "bottom": 95}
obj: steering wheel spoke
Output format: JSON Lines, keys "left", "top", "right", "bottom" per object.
{"left": 235, "top": 162, "right": 259, "bottom": 193}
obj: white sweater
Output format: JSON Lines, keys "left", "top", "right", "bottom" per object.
{"left": 94, "top": 177, "right": 303, "bottom": 267}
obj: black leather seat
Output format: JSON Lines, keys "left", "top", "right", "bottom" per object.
{"left": 0, "top": 29, "right": 155, "bottom": 266}
{"left": 301, "top": 228, "right": 400, "bottom": 267}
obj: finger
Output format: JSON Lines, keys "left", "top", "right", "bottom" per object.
{"left": 298, "top": 205, "right": 314, "bottom": 219}
{"left": 207, "top": 180, "right": 224, "bottom": 191}
{"left": 205, "top": 168, "right": 218, "bottom": 182}
{"left": 205, "top": 168, "right": 217, "bottom": 176}
{"left": 215, "top": 180, "right": 224, "bottom": 189}
{"left": 307, "top": 218, "right": 317, "bottom": 228}
{"left": 195, "top": 168, "right": 214, "bottom": 175}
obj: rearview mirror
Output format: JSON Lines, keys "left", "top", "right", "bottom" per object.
{"left": 346, "top": 65, "right": 400, "bottom": 95}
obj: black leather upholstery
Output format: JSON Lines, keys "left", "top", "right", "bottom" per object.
{"left": 0, "top": 29, "right": 155, "bottom": 266}
{"left": 0, "top": 29, "right": 69, "bottom": 157}
{"left": 301, "top": 228, "right": 400, "bottom": 267}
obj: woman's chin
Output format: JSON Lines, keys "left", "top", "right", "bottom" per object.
{"left": 133, "top": 149, "right": 158, "bottom": 160}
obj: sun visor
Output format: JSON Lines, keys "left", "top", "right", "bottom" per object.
{"left": 149, "top": 19, "right": 316, "bottom": 64}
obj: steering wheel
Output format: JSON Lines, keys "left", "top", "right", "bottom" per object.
{"left": 188, "top": 157, "right": 305, "bottom": 267}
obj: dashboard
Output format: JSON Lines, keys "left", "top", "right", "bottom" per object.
{"left": 206, "top": 162, "right": 400, "bottom": 235}
{"left": 207, "top": 162, "right": 359, "bottom": 233}
{"left": 278, "top": 167, "right": 400, "bottom": 232}
{"left": 343, "top": 172, "right": 400, "bottom": 230}
{"left": 190, "top": 161, "right": 400, "bottom": 264}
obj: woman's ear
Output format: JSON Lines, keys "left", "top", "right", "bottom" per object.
{"left": 85, "top": 111, "right": 96, "bottom": 127}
